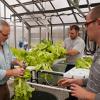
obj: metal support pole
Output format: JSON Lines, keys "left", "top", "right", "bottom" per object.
{"left": 14, "top": 17, "right": 17, "bottom": 48}
{"left": 51, "top": 25, "right": 53, "bottom": 43}
{"left": 48, "top": 30, "right": 49, "bottom": 41}
{"left": 45, "top": 25, "right": 49, "bottom": 41}
{"left": 28, "top": 27, "right": 31, "bottom": 49}
{"left": 39, "top": 27, "right": 41, "bottom": 43}
{"left": 81, "top": 24, "right": 85, "bottom": 39}
{"left": 63, "top": 25, "right": 66, "bottom": 40}
{"left": 4, "top": 4, "right": 6, "bottom": 20}
{"left": 22, "top": 21, "right": 24, "bottom": 42}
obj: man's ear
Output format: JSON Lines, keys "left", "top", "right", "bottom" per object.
{"left": 0, "top": 21, "right": 3, "bottom": 31}
{"left": 0, "top": 24, "right": 1, "bottom": 31}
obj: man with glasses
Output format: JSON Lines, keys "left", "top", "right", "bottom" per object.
{"left": 64, "top": 25, "right": 85, "bottom": 72}
{"left": 58, "top": 5, "right": 100, "bottom": 100}
{"left": 0, "top": 20, "right": 25, "bottom": 100}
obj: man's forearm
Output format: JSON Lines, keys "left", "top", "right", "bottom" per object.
{"left": 86, "top": 91, "right": 96, "bottom": 100}
{"left": 65, "top": 49, "right": 79, "bottom": 56}
{"left": 6, "top": 69, "right": 14, "bottom": 77}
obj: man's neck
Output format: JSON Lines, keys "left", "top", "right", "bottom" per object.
{"left": 71, "top": 37, "right": 78, "bottom": 40}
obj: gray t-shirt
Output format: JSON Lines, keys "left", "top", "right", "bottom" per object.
{"left": 64, "top": 36, "right": 85, "bottom": 64}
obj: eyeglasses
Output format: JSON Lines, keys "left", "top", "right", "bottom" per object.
{"left": 84, "top": 19, "right": 97, "bottom": 27}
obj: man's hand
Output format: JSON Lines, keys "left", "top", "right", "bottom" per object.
{"left": 6, "top": 68, "right": 24, "bottom": 77}
{"left": 70, "top": 84, "right": 96, "bottom": 100}
{"left": 58, "top": 78, "right": 83, "bottom": 87}
{"left": 12, "top": 59, "right": 25, "bottom": 68}
{"left": 12, "top": 68, "right": 25, "bottom": 77}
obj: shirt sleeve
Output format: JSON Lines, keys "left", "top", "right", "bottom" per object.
{"left": 8, "top": 45, "right": 16, "bottom": 62}
{"left": 10, "top": 51, "right": 16, "bottom": 62}
{"left": 72, "top": 40, "right": 85, "bottom": 53}
{"left": 95, "top": 93, "right": 100, "bottom": 100}
{"left": 0, "top": 69, "right": 6, "bottom": 80}
{"left": 5, "top": 43, "right": 17, "bottom": 62}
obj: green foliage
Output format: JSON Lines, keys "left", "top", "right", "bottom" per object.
{"left": 12, "top": 78, "right": 33, "bottom": 100}
{"left": 83, "top": 56, "right": 93, "bottom": 64}
{"left": 25, "top": 40, "right": 66, "bottom": 71}
{"left": 23, "top": 69, "right": 32, "bottom": 80}
{"left": 75, "top": 56, "right": 93, "bottom": 69}
{"left": 47, "top": 42, "right": 66, "bottom": 59}
{"left": 12, "top": 70, "right": 34, "bottom": 100}
{"left": 11, "top": 40, "right": 66, "bottom": 100}
{"left": 11, "top": 48, "right": 28, "bottom": 61}
{"left": 11, "top": 40, "right": 66, "bottom": 70}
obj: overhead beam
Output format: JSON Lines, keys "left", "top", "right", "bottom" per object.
{"left": 67, "top": 0, "right": 85, "bottom": 18}
{"left": 34, "top": 0, "right": 51, "bottom": 25}
{"left": 11, "top": 1, "right": 33, "bottom": 8}
{"left": 30, "top": 22, "right": 85, "bottom": 28}
{"left": 49, "top": 0, "right": 64, "bottom": 25}
{"left": 0, "top": 0, "right": 30, "bottom": 27}
{"left": 16, "top": 0, "right": 42, "bottom": 25}
{"left": 11, "top": 0, "right": 54, "bottom": 8}
{"left": 12, "top": 3, "right": 100, "bottom": 16}
{"left": 86, "top": 0, "right": 91, "bottom": 10}
{"left": 67, "top": 0, "right": 78, "bottom": 23}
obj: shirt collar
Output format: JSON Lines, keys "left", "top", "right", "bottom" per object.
{"left": 95, "top": 47, "right": 100, "bottom": 54}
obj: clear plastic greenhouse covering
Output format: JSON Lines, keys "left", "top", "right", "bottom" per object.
{"left": 1, "top": 0, "right": 100, "bottom": 27}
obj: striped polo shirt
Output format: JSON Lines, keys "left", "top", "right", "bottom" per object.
{"left": 86, "top": 47, "right": 100, "bottom": 100}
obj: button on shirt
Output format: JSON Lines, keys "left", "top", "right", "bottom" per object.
{"left": 64, "top": 36, "right": 85, "bottom": 64}
{"left": 0, "top": 42, "right": 15, "bottom": 85}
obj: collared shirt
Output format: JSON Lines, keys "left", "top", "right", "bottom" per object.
{"left": 86, "top": 47, "right": 100, "bottom": 100}
{"left": 64, "top": 36, "right": 85, "bottom": 64}
{"left": 0, "top": 42, "right": 15, "bottom": 85}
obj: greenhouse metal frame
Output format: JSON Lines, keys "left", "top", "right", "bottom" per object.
{"left": 0, "top": 0, "right": 100, "bottom": 47}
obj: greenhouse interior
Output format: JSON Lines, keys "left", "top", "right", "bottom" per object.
{"left": 0, "top": 0, "right": 100, "bottom": 100}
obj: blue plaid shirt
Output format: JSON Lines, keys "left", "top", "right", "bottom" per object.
{"left": 0, "top": 42, "right": 15, "bottom": 85}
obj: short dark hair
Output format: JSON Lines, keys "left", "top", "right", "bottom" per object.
{"left": 90, "top": 5, "right": 100, "bottom": 20}
{"left": 69, "top": 25, "right": 80, "bottom": 32}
